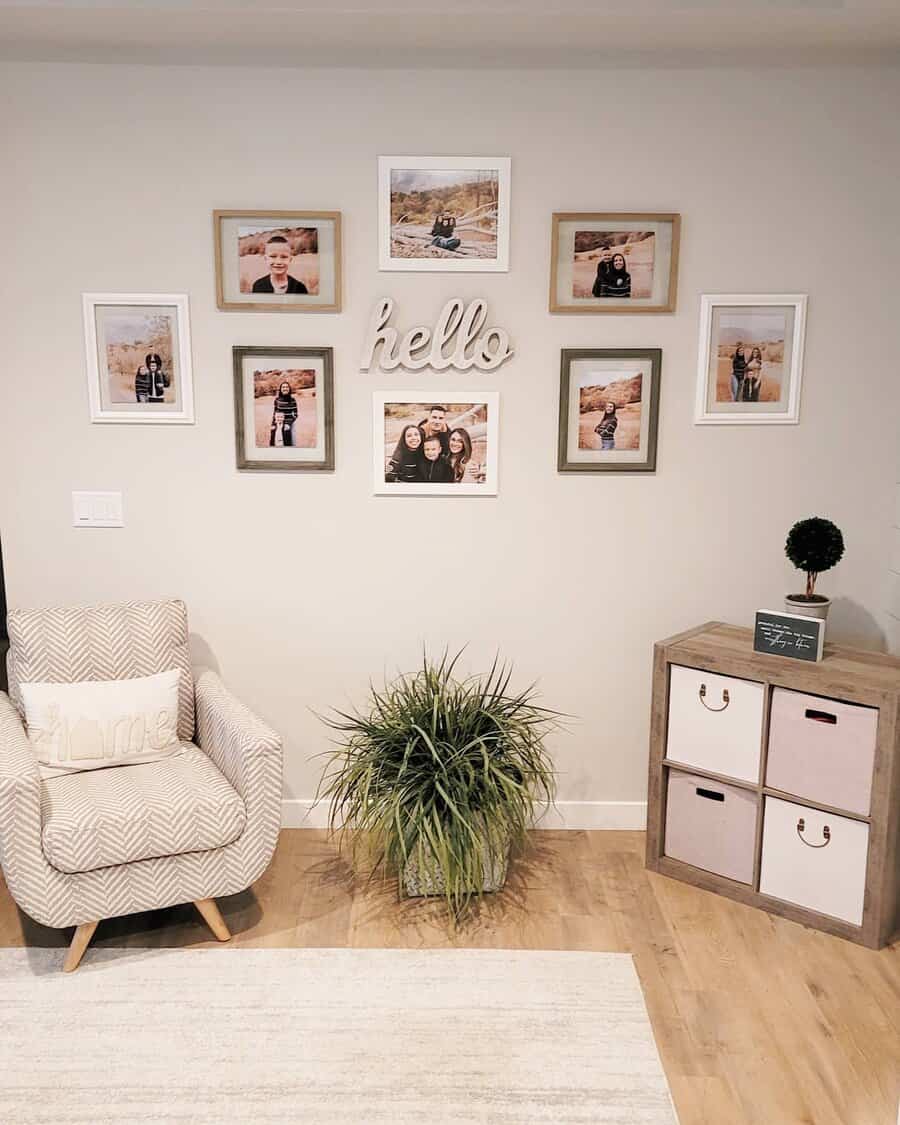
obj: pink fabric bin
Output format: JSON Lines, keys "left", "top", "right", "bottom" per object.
{"left": 664, "top": 770, "right": 757, "bottom": 885}
{"left": 765, "top": 688, "right": 877, "bottom": 816}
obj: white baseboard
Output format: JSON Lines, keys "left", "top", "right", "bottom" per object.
{"left": 281, "top": 799, "right": 647, "bottom": 832}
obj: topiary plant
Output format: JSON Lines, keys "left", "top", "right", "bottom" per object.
{"left": 785, "top": 517, "right": 844, "bottom": 600}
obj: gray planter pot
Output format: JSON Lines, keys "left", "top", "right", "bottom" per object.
{"left": 785, "top": 594, "right": 831, "bottom": 621}
{"left": 402, "top": 841, "right": 509, "bottom": 898}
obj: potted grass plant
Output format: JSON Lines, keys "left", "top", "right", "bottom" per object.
{"left": 784, "top": 516, "right": 845, "bottom": 620}
{"left": 318, "top": 651, "right": 557, "bottom": 920}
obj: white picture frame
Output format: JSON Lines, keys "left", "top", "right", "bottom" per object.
{"left": 82, "top": 292, "right": 195, "bottom": 424}
{"left": 373, "top": 391, "right": 500, "bottom": 496}
{"left": 378, "top": 156, "right": 511, "bottom": 273}
{"left": 694, "top": 293, "right": 807, "bottom": 425}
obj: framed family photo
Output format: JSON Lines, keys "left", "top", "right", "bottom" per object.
{"left": 214, "top": 210, "right": 342, "bottom": 312}
{"left": 374, "top": 392, "right": 499, "bottom": 496}
{"left": 233, "top": 346, "right": 334, "bottom": 471}
{"left": 82, "top": 293, "right": 194, "bottom": 424}
{"left": 378, "top": 156, "right": 511, "bottom": 272}
{"left": 549, "top": 213, "right": 680, "bottom": 314}
{"left": 558, "top": 348, "right": 661, "bottom": 473}
{"left": 694, "top": 294, "right": 807, "bottom": 425}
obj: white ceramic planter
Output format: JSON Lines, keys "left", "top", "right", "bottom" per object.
{"left": 402, "top": 842, "right": 509, "bottom": 898}
{"left": 784, "top": 594, "right": 831, "bottom": 620}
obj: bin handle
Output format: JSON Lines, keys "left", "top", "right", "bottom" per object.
{"left": 796, "top": 817, "right": 831, "bottom": 848}
{"left": 699, "top": 683, "right": 730, "bottom": 712}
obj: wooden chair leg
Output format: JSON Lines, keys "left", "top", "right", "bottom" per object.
{"left": 63, "top": 921, "right": 99, "bottom": 973}
{"left": 194, "top": 898, "right": 231, "bottom": 942}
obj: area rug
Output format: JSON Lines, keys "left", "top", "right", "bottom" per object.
{"left": 0, "top": 947, "right": 678, "bottom": 1124}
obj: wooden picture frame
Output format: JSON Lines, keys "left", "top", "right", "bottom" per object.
{"left": 82, "top": 292, "right": 194, "bottom": 424}
{"left": 549, "top": 212, "right": 680, "bottom": 314}
{"left": 214, "top": 210, "right": 342, "bottom": 312}
{"left": 694, "top": 293, "right": 807, "bottom": 425}
{"left": 233, "top": 346, "right": 334, "bottom": 471}
{"left": 557, "top": 348, "right": 661, "bottom": 473}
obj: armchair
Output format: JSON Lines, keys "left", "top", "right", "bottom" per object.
{"left": 0, "top": 598, "right": 282, "bottom": 971}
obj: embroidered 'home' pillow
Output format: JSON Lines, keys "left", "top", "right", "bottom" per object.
{"left": 19, "top": 669, "right": 182, "bottom": 778}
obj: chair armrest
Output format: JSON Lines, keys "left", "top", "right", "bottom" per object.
{"left": 194, "top": 669, "right": 282, "bottom": 804}
{"left": 0, "top": 693, "right": 44, "bottom": 890}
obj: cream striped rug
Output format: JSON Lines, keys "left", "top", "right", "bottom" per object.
{"left": 0, "top": 948, "right": 678, "bottom": 1124}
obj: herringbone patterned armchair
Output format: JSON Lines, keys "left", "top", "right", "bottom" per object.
{"left": 0, "top": 599, "right": 282, "bottom": 971}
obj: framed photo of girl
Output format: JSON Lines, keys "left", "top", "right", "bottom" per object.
{"left": 694, "top": 294, "right": 807, "bottom": 425}
{"left": 549, "top": 213, "right": 680, "bottom": 314}
{"left": 378, "top": 156, "right": 511, "bottom": 272}
{"left": 374, "top": 392, "right": 500, "bottom": 496}
{"left": 558, "top": 348, "right": 661, "bottom": 473}
{"left": 214, "top": 210, "right": 342, "bottom": 312}
{"left": 82, "top": 293, "right": 194, "bottom": 424}
{"left": 233, "top": 346, "right": 334, "bottom": 471}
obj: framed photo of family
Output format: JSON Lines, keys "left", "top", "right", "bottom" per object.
{"left": 82, "top": 293, "right": 194, "bottom": 424}
{"left": 233, "top": 346, "right": 334, "bottom": 471}
{"left": 694, "top": 294, "right": 807, "bottom": 425}
{"left": 374, "top": 392, "right": 500, "bottom": 496}
{"left": 558, "top": 348, "right": 661, "bottom": 473}
{"left": 214, "top": 210, "right": 342, "bottom": 312}
{"left": 549, "top": 213, "right": 680, "bottom": 314}
{"left": 378, "top": 156, "right": 511, "bottom": 273}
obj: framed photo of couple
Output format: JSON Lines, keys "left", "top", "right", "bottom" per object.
{"left": 233, "top": 346, "right": 334, "bottom": 471}
{"left": 374, "top": 392, "right": 500, "bottom": 496}
{"left": 82, "top": 292, "right": 194, "bottom": 424}
{"left": 694, "top": 294, "right": 807, "bottom": 425}
{"left": 549, "top": 213, "right": 680, "bottom": 314}
{"left": 558, "top": 348, "right": 661, "bottom": 473}
{"left": 214, "top": 210, "right": 342, "bottom": 312}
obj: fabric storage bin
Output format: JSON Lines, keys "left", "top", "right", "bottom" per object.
{"left": 665, "top": 665, "right": 764, "bottom": 783}
{"left": 664, "top": 770, "right": 757, "bottom": 884}
{"left": 766, "top": 688, "right": 877, "bottom": 816}
{"left": 759, "top": 796, "right": 869, "bottom": 926}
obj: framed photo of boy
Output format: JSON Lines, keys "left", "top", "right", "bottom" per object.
{"left": 374, "top": 392, "right": 500, "bottom": 496}
{"left": 214, "top": 211, "right": 342, "bottom": 312}
{"left": 82, "top": 293, "right": 194, "bottom": 424}
{"left": 233, "top": 346, "right": 334, "bottom": 471}
{"left": 694, "top": 294, "right": 807, "bottom": 425}
{"left": 378, "top": 156, "right": 511, "bottom": 272}
{"left": 558, "top": 348, "right": 661, "bottom": 473}
{"left": 549, "top": 213, "right": 680, "bottom": 314}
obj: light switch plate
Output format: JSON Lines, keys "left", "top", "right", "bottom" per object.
{"left": 72, "top": 491, "right": 124, "bottom": 528}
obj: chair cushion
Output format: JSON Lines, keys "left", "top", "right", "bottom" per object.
{"left": 40, "top": 744, "right": 247, "bottom": 874}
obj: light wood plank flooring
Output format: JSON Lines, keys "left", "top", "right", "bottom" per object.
{"left": 2, "top": 829, "right": 898, "bottom": 1125}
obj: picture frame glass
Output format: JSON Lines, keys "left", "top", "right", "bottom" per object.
{"left": 239, "top": 352, "right": 328, "bottom": 464}
{"left": 565, "top": 357, "right": 655, "bottom": 465}
{"left": 704, "top": 304, "right": 797, "bottom": 416}
{"left": 552, "top": 215, "right": 678, "bottom": 312}
{"left": 374, "top": 393, "right": 499, "bottom": 495}
{"left": 93, "top": 303, "right": 183, "bottom": 414}
{"left": 217, "top": 213, "right": 339, "bottom": 309}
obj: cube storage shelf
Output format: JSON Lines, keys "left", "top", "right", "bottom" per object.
{"left": 645, "top": 622, "right": 900, "bottom": 949}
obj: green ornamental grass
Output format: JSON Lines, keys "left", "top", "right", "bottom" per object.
{"left": 318, "top": 651, "right": 558, "bottom": 920}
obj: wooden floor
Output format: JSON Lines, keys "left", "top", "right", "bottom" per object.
{"left": 2, "top": 829, "right": 898, "bottom": 1124}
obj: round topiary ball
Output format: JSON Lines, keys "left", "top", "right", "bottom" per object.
{"left": 785, "top": 517, "right": 845, "bottom": 578}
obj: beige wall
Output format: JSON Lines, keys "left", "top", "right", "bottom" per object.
{"left": 2, "top": 62, "right": 898, "bottom": 824}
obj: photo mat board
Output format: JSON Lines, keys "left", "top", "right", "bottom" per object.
{"left": 215, "top": 211, "right": 342, "bottom": 312}
{"left": 374, "top": 391, "right": 500, "bottom": 495}
{"left": 378, "top": 156, "right": 511, "bottom": 273}
{"left": 558, "top": 348, "right": 661, "bottom": 472}
{"left": 550, "top": 213, "right": 680, "bottom": 314}
{"left": 695, "top": 294, "right": 807, "bottom": 424}
{"left": 233, "top": 346, "right": 334, "bottom": 470}
{"left": 82, "top": 292, "right": 194, "bottom": 424}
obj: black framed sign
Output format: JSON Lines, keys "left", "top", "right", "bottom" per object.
{"left": 753, "top": 610, "right": 825, "bottom": 662}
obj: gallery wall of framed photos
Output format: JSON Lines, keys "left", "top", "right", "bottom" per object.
{"left": 3, "top": 59, "right": 899, "bottom": 814}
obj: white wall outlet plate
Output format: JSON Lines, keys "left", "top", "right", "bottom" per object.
{"left": 72, "top": 491, "right": 124, "bottom": 528}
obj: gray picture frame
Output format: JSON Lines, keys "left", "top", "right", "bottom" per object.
{"left": 233, "top": 345, "right": 335, "bottom": 472}
{"left": 557, "top": 347, "right": 661, "bottom": 473}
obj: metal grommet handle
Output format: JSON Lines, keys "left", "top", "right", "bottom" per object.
{"left": 796, "top": 817, "right": 831, "bottom": 848}
{"left": 698, "top": 683, "right": 730, "bottom": 712}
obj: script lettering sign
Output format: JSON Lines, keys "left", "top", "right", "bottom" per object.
{"left": 361, "top": 297, "right": 514, "bottom": 373}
